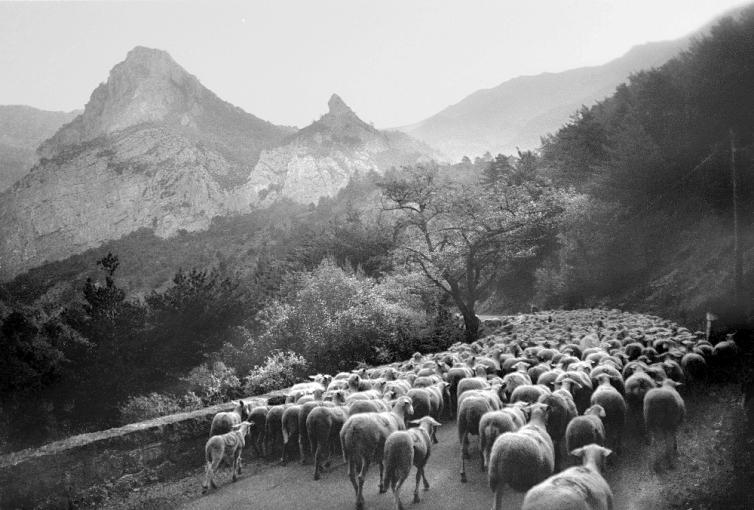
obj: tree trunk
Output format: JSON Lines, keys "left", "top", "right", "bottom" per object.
{"left": 460, "top": 307, "right": 479, "bottom": 343}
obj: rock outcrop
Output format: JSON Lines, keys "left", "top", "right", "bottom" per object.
{"left": 0, "top": 49, "right": 436, "bottom": 279}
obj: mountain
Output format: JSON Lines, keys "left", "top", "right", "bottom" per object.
{"left": 401, "top": 39, "right": 688, "bottom": 161}
{"left": 0, "top": 106, "right": 78, "bottom": 192}
{"left": 0, "top": 48, "right": 435, "bottom": 280}
{"left": 246, "top": 94, "right": 437, "bottom": 204}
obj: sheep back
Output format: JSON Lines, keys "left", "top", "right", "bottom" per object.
{"left": 489, "top": 426, "right": 554, "bottom": 492}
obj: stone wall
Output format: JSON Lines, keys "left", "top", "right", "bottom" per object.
{"left": 0, "top": 391, "right": 286, "bottom": 509}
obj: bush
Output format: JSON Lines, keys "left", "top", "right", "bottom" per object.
{"left": 181, "top": 361, "right": 242, "bottom": 406}
{"left": 244, "top": 350, "right": 310, "bottom": 395}
{"left": 119, "top": 392, "right": 184, "bottom": 424}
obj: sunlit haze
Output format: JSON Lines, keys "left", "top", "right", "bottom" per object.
{"left": 0, "top": 0, "right": 748, "bottom": 128}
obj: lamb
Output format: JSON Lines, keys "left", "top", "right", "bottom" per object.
{"left": 488, "top": 402, "right": 555, "bottom": 510}
{"left": 307, "top": 404, "right": 350, "bottom": 480}
{"left": 643, "top": 379, "right": 685, "bottom": 471}
{"left": 478, "top": 406, "right": 526, "bottom": 470}
{"left": 590, "top": 374, "right": 627, "bottom": 453}
{"left": 565, "top": 405, "right": 606, "bottom": 456}
{"left": 202, "top": 421, "right": 253, "bottom": 493}
{"left": 382, "top": 416, "right": 442, "bottom": 510}
{"left": 521, "top": 444, "right": 613, "bottom": 510}
{"left": 340, "top": 396, "right": 415, "bottom": 510}
{"left": 209, "top": 401, "right": 251, "bottom": 437}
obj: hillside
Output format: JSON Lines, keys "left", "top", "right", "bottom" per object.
{"left": 0, "top": 49, "right": 436, "bottom": 281}
{"left": 0, "top": 106, "right": 78, "bottom": 191}
{"left": 401, "top": 39, "right": 686, "bottom": 161}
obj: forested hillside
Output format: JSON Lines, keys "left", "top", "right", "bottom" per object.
{"left": 532, "top": 8, "right": 754, "bottom": 324}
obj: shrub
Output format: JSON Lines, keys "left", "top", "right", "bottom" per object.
{"left": 244, "top": 350, "right": 310, "bottom": 395}
{"left": 181, "top": 361, "right": 242, "bottom": 406}
{"left": 119, "top": 393, "right": 184, "bottom": 424}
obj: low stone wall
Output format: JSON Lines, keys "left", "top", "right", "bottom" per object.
{"left": 0, "top": 391, "right": 287, "bottom": 509}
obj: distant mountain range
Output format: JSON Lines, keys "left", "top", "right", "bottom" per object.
{"left": 0, "top": 47, "right": 435, "bottom": 279}
{"left": 399, "top": 39, "right": 689, "bottom": 161}
{"left": 0, "top": 106, "right": 78, "bottom": 192}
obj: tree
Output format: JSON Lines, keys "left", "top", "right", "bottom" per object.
{"left": 380, "top": 164, "right": 565, "bottom": 341}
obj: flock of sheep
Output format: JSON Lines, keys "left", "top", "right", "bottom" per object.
{"left": 199, "top": 308, "right": 740, "bottom": 510}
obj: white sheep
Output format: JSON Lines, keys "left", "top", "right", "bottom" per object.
{"left": 202, "top": 421, "right": 253, "bottom": 493}
{"left": 643, "top": 378, "right": 685, "bottom": 471}
{"left": 521, "top": 444, "right": 614, "bottom": 510}
{"left": 488, "top": 402, "right": 555, "bottom": 510}
{"left": 478, "top": 405, "right": 526, "bottom": 470}
{"left": 307, "top": 404, "right": 350, "bottom": 480}
{"left": 565, "top": 405, "right": 606, "bottom": 458}
{"left": 590, "top": 374, "right": 627, "bottom": 454}
{"left": 458, "top": 388, "right": 503, "bottom": 482}
{"left": 340, "top": 396, "right": 415, "bottom": 510}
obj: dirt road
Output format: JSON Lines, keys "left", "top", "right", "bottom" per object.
{"left": 103, "top": 383, "right": 753, "bottom": 510}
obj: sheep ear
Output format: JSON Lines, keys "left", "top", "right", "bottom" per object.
{"left": 570, "top": 447, "right": 585, "bottom": 458}
{"left": 601, "top": 447, "right": 613, "bottom": 458}
{"left": 424, "top": 417, "right": 441, "bottom": 427}
{"left": 231, "top": 423, "right": 243, "bottom": 431}
{"left": 308, "top": 375, "right": 317, "bottom": 380}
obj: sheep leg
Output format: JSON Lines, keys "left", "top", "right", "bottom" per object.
{"left": 493, "top": 487, "right": 504, "bottom": 510}
{"left": 201, "top": 459, "right": 217, "bottom": 494}
{"left": 348, "top": 459, "right": 358, "bottom": 493}
{"left": 299, "top": 435, "right": 307, "bottom": 465}
{"left": 479, "top": 437, "right": 485, "bottom": 471}
{"left": 313, "top": 442, "right": 322, "bottom": 480}
{"left": 460, "top": 431, "right": 468, "bottom": 483}
{"left": 393, "top": 476, "right": 406, "bottom": 510}
{"left": 357, "top": 458, "right": 370, "bottom": 510}
{"left": 379, "top": 460, "right": 387, "bottom": 493}
{"left": 413, "top": 468, "right": 422, "bottom": 503}
{"left": 421, "top": 465, "right": 430, "bottom": 489}
{"left": 232, "top": 452, "right": 241, "bottom": 482}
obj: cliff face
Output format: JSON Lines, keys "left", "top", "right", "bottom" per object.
{"left": 245, "top": 94, "right": 435, "bottom": 205}
{"left": 0, "top": 51, "right": 436, "bottom": 280}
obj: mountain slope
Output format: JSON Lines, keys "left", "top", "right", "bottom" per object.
{"left": 0, "top": 106, "right": 78, "bottom": 191}
{"left": 0, "top": 50, "right": 436, "bottom": 280}
{"left": 0, "top": 47, "right": 293, "bottom": 280}
{"left": 402, "top": 38, "right": 688, "bottom": 161}
{"left": 246, "top": 94, "right": 437, "bottom": 204}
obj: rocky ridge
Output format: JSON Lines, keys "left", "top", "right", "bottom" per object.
{"left": 0, "top": 48, "right": 436, "bottom": 279}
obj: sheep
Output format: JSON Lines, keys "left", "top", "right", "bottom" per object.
{"left": 445, "top": 365, "right": 474, "bottom": 418}
{"left": 521, "top": 444, "right": 613, "bottom": 510}
{"left": 383, "top": 430, "right": 414, "bottom": 510}
{"left": 264, "top": 404, "right": 289, "bottom": 459}
{"left": 307, "top": 404, "right": 350, "bottom": 480}
{"left": 624, "top": 369, "right": 657, "bottom": 436}
{"left": 348, "top": 399, "right": 390, "bottom": 415}
{"left": 538, "top": 391, "right": 576, "bottom": 469}
{"left": 247, "top": 405, "right": 268, "bottom": 458}
{"left": 488, "top": 402, "right": 555, "bottom": 510}
{"left": 510, "top": 384, "right": 551, "bottom": 404}
{"left": 643, "top": 379, "right": 685, "bottom": 471}
{"left": 280, "top": 404, "right": 302, "bottom": 464}
{"left": 565, "top": 405, "right": 606, "bottom": 456}
{"left": 479, "top": 405, "right": 526, "bottom": 470}
{"left": 202, "top": 421, "right": 253, "bottom": 493}
{"left": 209, "top": 401, "right": 251, "bottom": 437}
{"left": 340, "top": 396, "right": 415, "bottom": 510}
{"left": 680, "top": 352, "right": 707, "bottom": 386}
{"left": 382, "top": 416, "right": 442, "bottom": 510}
{"left": 458, "top": 391, "right": 503, "bottom": 482}
{"left": 406, "top": 387, "right": 432, "bottom": 421}
{"left": 590, "top": 374, "right": 627, "bottom": 454}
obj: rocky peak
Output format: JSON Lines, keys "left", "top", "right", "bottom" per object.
{"left": 39, "top": 46, "right": 207, "bottom": 157}
{"left": 327, "top": 93, "right": 353, "bottom": 116}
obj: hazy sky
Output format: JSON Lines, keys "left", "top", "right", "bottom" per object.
{"left": 0, "top": 0, "right": 747, "bottom": 128}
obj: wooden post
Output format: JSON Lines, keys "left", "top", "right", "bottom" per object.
{"left": 730, "top": 129, "right": 743, "bottom": 317}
